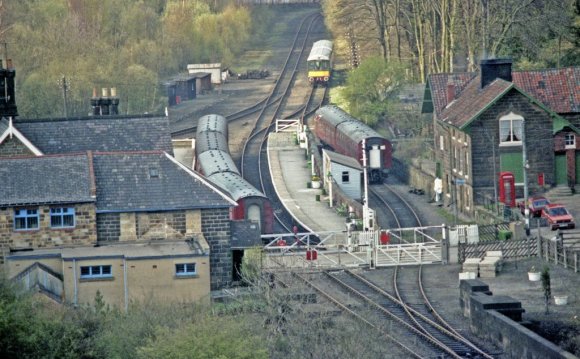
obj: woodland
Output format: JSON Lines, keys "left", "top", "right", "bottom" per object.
{"left": 0, "top": 1, "right": 579, "bottom": 357}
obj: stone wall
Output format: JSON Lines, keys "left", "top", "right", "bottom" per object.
{"left": 201, "top": 208, "right": 231, "bottom": 290}
{"left": 96, "top": 213, "right": 121, "bottom": 241}
{"left": 460, "top": 279, "right": 577, "bottom": 359}
{"left": 0, "top": 203, "right": 97, "bottom": 263}
{"left": 0, "top": 136, "right": 35, "bottom": 158}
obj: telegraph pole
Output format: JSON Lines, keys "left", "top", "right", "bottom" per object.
{"left": 60, "top": 76, "right": 69, "bottom": 118}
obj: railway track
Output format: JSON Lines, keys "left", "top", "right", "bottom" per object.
{"left": 291, "top": 269, "right": 495, "bottom": 358}
{"left": 239, "top": 12, "right": 322, "bottom": 232}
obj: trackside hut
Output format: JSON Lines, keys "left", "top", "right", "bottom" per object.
{"left": 323, "top": 149, "right": 363, "bottom": 201}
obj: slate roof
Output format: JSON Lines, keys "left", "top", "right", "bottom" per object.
{"left": 324, "top": 149, "right": 363, "bottom": 170}
{"left": 426, "top": 66, "right": 580, "bottom": 120}
{"left": 92, "top": 151, "right": 235, "bottom": 212}
{"left": 0, "top": 153, "right": 95, "bottom": 206}
{"left": 13, "top": 115, "right": 173, "bottom": 155}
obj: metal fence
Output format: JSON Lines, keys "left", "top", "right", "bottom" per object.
{"left": 458, "top": 238, "right": 537, "bottom": 263}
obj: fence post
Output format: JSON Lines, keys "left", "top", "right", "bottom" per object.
{"left": 575, "top": 252, "right": 578, "bottom": 273}
{"left": 563, "top": 246, "right": 568, "bottom": 269}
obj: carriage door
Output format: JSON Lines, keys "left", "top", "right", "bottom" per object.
{"left": 247, "top": 204, "right": 262, "bottom": 231}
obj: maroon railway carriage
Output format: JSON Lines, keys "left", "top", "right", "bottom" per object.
{"left": 195, "top": 114, "right": 273, "bottom": 233}
{"left": 313, "top": 106, "right": 392, "bottom": 184}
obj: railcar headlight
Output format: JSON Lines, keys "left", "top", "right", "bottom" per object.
{"left": 324, "top": 77, "right": 329, "bottom": 81}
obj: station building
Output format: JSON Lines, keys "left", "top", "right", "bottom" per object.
{"left": 422, "top": 60, "right": 580, "bottom": 218}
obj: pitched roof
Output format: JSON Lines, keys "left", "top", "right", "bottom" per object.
{"left": 323, "top": 149, "right": 363, "bottom": 170}
{"left": 426, "top": 66, "right": 580, "bottom": 119}
{"left": 423, "top": 72, "right": 476, "bottom": 115}
{"left": 92, "top": 151, "right": 235, "bottom": 212}
{"left": 439, "top": 77, "right": 513, "bottom": 128}
{"left": 0, "top": 153, "right": 95, "bottom": 206}
{"left": 512, "top": 67, "right": 580, "bottom": 114}
{"left": 13, "top": 115, "right": 173, "bottom": 155}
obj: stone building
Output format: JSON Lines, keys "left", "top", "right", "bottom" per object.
{"left": 422, "top": 60, "right": 580, "bottom": 218}
{"left": 0, "top": 114, "right": 238, "bottom": 306}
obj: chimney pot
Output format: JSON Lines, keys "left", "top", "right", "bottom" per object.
{"left": 110, "top": 87, "right": 117, "bottom": 97}
{"left": 6, "top": 59, "right": 13, "bottom": 69}
{"left": 92, "top": 87, "right": 97, "bottom": 98}
{"left": 102, "top": 88, "right": 109, "bottom": 97}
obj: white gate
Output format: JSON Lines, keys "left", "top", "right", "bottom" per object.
{"left": 261, "top": 225, "right": 445, "bottom": 270}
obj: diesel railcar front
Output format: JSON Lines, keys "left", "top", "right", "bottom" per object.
{"left": 307, "top": 40, "right": 333, "bottom": 86}
{"left": 313, "top": 106, "right": 392, "bottom": 184}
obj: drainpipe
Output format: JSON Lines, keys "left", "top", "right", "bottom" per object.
{"left": 123, "top": 257, "right": 128, "bottom": 312}
{"left": 73, "top": 259, "right": 78, "bottom": 306}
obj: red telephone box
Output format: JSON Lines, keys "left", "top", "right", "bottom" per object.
{"left": 499, "top": 171, "right": 516, "bottom": 208}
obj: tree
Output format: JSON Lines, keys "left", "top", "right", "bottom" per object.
{"left": 136, "top": 315, "right": 268, "bottom": 359}
{"left": 341, "top": 56, "right": 409, "bottom": 126}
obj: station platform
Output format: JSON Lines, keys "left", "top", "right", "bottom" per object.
{"left": 267, "top": 132, "right": 347, "bottom": 232}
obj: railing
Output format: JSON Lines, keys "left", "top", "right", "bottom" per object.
{"left": 261, "top": 225, "right": 445, "bottom": 270}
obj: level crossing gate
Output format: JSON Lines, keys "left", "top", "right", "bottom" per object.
{"left": 261, "top": 225, "right": 445, "bottom": 270}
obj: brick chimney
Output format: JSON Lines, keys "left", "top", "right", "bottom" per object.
{"left": 446, "top": 83, "right": 455, "bottom": 104}
{"left": 480, "top": 58, "right": 512, "bottom": 88}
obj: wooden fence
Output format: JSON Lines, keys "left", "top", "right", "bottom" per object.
{"left": 459, "top": 238, "right": 537, "bottom": 263}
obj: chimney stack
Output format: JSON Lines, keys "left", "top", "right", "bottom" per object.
{"left": 446, "top": 83, "right": 455, "bottom": 104}
{"left": 90, "top": 87, "right": 100, "bottom": 115}
{"left": 110, "top": 87, "right": 119, "bottom": 115}
{"left": 99, "top": 87, "right": 110, "bottom": 115}
{"left": 0, "top": 58, "right": 18, "bottom": 117}
{"left": 480, "top": 58, "right": 512, "bottom": 89}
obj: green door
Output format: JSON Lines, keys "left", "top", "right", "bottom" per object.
{"left": 576, "top": 152, "right": 580, "bottom": 185}
{"left": 555, "top": 154, "right": 567, "bottom": 185}
{"left": 500, "top": 152, "right": 523, "bottom": 183}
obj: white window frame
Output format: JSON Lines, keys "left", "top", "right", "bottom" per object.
{"left": 175, "top": 263, "right": 197, "bottom": 276}
{"left": 565, "top": 133, "right": 576, "bottom": 149}
{"left": 50, "top": 207, "right": 75, "bottom": 228}
{"left": 499, "top": 112, "right": 524, "bottom": 147}
{"left": 14, "top": 208, "right": 39, "bottom": 231}
{"left": 439, "top": 135, "right": 444, "bottom": 151}
{"left": 341, "top": 171, "right": 350, "bottom": 183}
{"left": 80, "top": 265, "right": 112, "bottom": 279}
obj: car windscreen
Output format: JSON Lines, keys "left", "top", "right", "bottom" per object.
{"left": 549, "top": 207, "right": 568, "bottom": 216}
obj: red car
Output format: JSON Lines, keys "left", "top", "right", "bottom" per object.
{"left": 519, "top": 196, "right": 550, "bottom": 217}
{"left": 541, "top": 204, "right": 575, "bottom": 230}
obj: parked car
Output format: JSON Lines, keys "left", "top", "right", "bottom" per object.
{"left": 518, "top": 196, "right": 550, "bottom": 217}
{"left": 541, "top": 204, "right": 575, "bottom": 230}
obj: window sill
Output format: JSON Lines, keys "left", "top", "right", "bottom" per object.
{"left": 499, "top": 142, "right": 522, "bottom": 147}
{"left": 565, "top": 145, "right": 576, "bottom": 150}
{"left": 14, "top": 229, "right": 40, "bottom": 232}
{"left": 79, "top": 276, "right": 114, "bottom": 282}
{"left": 175, "top": 274, "right": 199, "bottom": 279}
